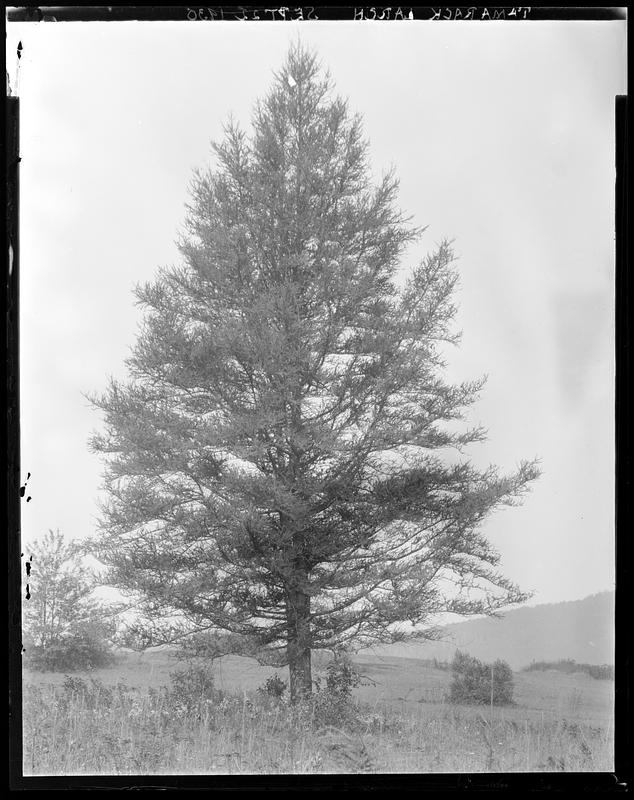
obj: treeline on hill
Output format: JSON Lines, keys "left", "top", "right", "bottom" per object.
{"left": 418, "top": 657, "right": 452, "bottom": 672}
{"left": 522, "top": 659, "right": 614, "bottom": 681}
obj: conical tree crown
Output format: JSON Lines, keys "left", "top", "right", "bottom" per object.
{"left": 88, "top": 44, "right": 539, "bottom": 663}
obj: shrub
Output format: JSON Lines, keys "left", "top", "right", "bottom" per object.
{"left": 257, "top": 674, "right": 287, "bottom": 700}
{"left": 448, "top": 651, "right": 514, "bottom": 706}
{"left": 323, "top": 652, "right": 362, "bottom": 700}
{"left": 167, "top": 662, "right": 220, "bottom": 716}
{"left": 24, "top": 630, "right": 116, "bottom": 672}
{"left": 57, "top": 675, "right": 119, "bottom": 710}
{"left": 313, "top": 651, "right": 363, "bottom": 727}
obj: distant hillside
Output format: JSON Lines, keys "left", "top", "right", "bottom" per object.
{"left": 365, "top": 591, "right": 614, "bottom": 670}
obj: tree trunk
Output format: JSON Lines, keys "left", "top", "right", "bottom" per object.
{"left": 286, "top": 587, "right": 312, "bottom": 703}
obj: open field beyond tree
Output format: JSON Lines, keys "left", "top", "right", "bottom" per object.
{"left": 23, "top": 652, "right": 613, "bottom": 775}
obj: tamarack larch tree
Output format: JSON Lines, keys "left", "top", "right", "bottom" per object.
{"left": 89, "top": 44, "right": 540, "bottom": 702}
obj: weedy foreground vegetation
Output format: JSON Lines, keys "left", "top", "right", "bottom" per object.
{"left": 23, "top": 652, "right": 613, "bottom": 775}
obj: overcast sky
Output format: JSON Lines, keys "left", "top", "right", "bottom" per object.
{"left": 8, "top": 19, "right": 626, "bottom": 609}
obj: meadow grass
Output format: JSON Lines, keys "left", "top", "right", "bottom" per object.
{"left": 22, "top": 652, "right": 614, "bottom": 775}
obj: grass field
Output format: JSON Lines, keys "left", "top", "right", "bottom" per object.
{"left": 22, "top": 650, "right": 614, "bottom": 775}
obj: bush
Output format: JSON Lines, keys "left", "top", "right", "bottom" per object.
{"left": 24, "top": 631, "right": 116, "bottom": 672}
{"left": 448, "top": 651, "right": 514, "bottom": 706}
{"left": 257, "top": 674, "right": 287, "bottom": 700}
{"left": 167, "top": 662, "right": 220, "bottom": 716}
{"left": 323, "top": 652, "right": 362, "bottom": 700}
{"left": 57, "top": 675, "right": 121, "bottom": 710}
{"left": 312, "top": 651, "right": 363, "bottom": 727}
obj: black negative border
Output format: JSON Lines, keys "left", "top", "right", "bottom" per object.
{"left": 5, "top": 5, "right": 629, "bottom": 23}
{"left": 5, "top": 9, "right": 630, "bottom": 793}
